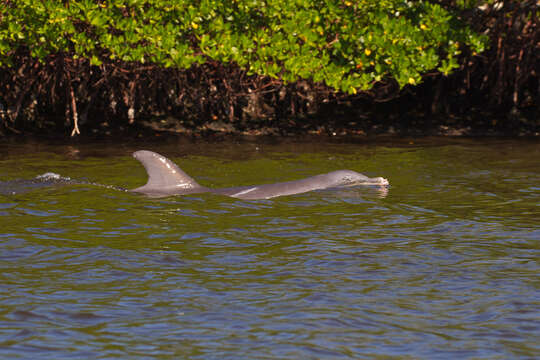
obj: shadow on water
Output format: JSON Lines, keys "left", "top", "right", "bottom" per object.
{"left": 0, "top": 137, "right": 539, "bottom": 358}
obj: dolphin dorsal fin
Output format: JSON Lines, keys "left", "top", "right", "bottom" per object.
{"left": 132, "top": 150, "right": 201, "bottom": 191}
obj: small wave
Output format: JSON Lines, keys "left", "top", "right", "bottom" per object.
{"left": 34, "top": 173, "right": 127, "bottom": 192}
{"left": 35, "top": 173, "right": 71, "bottom": 181}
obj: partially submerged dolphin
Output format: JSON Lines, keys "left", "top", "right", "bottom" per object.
{"left": 131, "top": 150, "right": 388, "bottom": 200}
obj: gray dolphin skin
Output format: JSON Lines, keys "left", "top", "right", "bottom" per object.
{"left": 131, "top": 150, "right": 389, "bottom": 200}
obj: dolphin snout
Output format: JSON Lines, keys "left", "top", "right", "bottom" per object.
{"left": 373, "top": 177, "right": 389, "bottom": 186}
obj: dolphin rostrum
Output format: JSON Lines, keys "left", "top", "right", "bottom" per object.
{"left": 131, "top": 150, "right": 389, "bottom": 200}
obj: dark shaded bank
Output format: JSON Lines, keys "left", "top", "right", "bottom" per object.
{"left": 0, "top": 1, "right": 537, "bottom": 138}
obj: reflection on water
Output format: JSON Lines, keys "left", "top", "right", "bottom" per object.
{"left": 0, "top": 138, "right": 539, "bottom": 358}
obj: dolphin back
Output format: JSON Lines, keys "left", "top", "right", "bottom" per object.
{"left": 131, "top": 150, "right": 204, "bottom": 195}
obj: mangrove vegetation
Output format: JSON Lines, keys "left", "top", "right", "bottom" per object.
{"left": 0, "top": 0, "right": 537, "bottom": 136}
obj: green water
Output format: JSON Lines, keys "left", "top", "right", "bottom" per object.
{"left": 0, "top": 137, "right": 539, "bottom": 359}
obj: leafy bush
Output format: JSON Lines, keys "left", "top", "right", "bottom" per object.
{"left": 0, "top": 0, "right": 486, "bottom": 93}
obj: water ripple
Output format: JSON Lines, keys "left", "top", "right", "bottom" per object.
{"left": 0, "top": 139, "right": 539, "bottom": 358}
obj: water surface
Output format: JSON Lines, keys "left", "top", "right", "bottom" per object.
{"left": 0, "top": 137, "right": 539, "bottom": 359}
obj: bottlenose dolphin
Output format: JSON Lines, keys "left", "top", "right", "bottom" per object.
{"left": 131, "top": 150, "right": 388, "bottom": 200}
